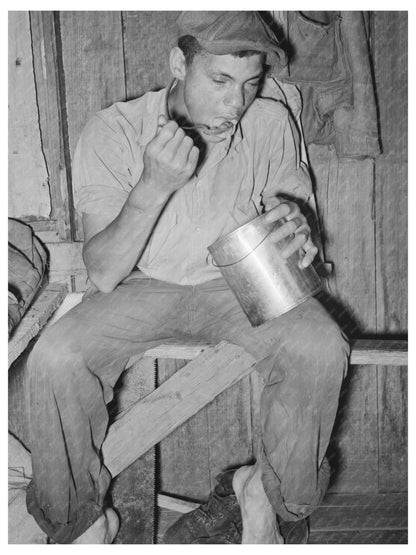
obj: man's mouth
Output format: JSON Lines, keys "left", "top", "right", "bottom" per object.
{"left": 200, "top": 120, "right": 235, "bottom": 136}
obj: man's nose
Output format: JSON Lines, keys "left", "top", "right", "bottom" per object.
{"left": 224, "top": 86, "right": 245, "bottom": 110}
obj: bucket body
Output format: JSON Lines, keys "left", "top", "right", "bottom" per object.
{"left": 208, "top": 213, "right": 323, "bottom": 326}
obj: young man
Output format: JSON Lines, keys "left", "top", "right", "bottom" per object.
{"left": 26, "top": 12, "right": 349, "bottom": 544}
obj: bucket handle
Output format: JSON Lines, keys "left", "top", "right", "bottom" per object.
{"left": 210, "top": 226, "right": 283, "bottom": 268}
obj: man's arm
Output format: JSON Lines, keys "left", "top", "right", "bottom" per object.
{"left": 260, "top": 107, "right": 318, "bottom": 268}
{"left": 82, "top": 115, "right": 199, "bottom": 293}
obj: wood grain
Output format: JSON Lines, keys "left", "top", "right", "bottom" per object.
{"left": 122, "top": 11, "right": 178, "bottom": 100}
{"left": 349, "top": 339, "right": 407, "bottom": 366}
{"left": 373, "top": 12, "right": 408, "bottom": 493}
{"left": 8, "top": 11, "right": 51, "bottom": 219}
{"left": 309, "top": 144, "right": 378, "bottom": 493}
{"left": 102, "top": 342, "right": 256, "bottom": 478}
{"left": 59, "top": 11, "right": 126, "bottom": 240}
{"left": 157, "top": 358, "right": 212, "bottom": 501}
{"left": 111, "top": 357, "right": 156, "bottom": 544}
{"left": 29, "top": 12, "right": 72, "bottom": 241}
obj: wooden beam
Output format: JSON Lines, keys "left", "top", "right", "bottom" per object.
{"left": 349, "top": 339, "right": 408, "bottom": 366}
{"left": 102, "top": 341, "right": 256, "bottom": 477}
{"left": 139, "top": 338, "right": 408, "bottom": 366}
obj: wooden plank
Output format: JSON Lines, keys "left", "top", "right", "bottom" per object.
{"left": 157, "top": 494, "right": 199, "bottom": 514}
{"left": 310, "top": 145, "right": 378, "bottom": 493}
{"left": 308, "top": 530, "right": 407, "bottom": 544}
{"left": 143, "top": 339, "right": 407, "bottom": 366}
{"left": 59, "top": 11, "right": 126, "bottom": 240}
{"left": 8, "top": 11, "right": 51, "bottom": 220}
{"left": 46, "top": 241, "right": 88, "bottom": 292}
{"left": 373, "top": 12, "right": 407, "bottom": 160}
{"left": 110, "top": 358, "right": 156, "bottom": 544}
{"left": 350, "top": 339, "right": 407, "bottom": 366}
{"left": 310, "top": 502, "right": 407, "bottom": 531}
{"left": 158, "top": 358, "right": 211, "bottom": 500}
{"left": 29, "top": 12, "right": 72, "bottom": 241}
{"left": 122, "top": 11, "right": 178, "bottom": 100}
{"left": 205, "top": 376, "right": 254, "bottom": 491}
{"left": 8, "top": 282, "right": 68, "bottom": 367}
{"left": 319, "top": 492, "right": 407, "bottom": 508}
{"left": 328, "top": 365, "right": 378, "bottom": 493}
{"left": 102, "top": 342, "right": 256, "bottom": 477}
{"left": 373, "top": 12, "right": 408, "bottom": 494}
{"left": 378, "top": 366, "right": 407, "bottom": 492}
{"left": 144, "top": 343, "right": 207, "bottom": 360}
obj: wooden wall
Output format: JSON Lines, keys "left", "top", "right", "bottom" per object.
{"left": 8, "top": 11, "right": 407, "bottom": 497}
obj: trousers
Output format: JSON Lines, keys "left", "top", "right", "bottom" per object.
{"left": 26, "top": 273, "right": 349, "bottom": 543}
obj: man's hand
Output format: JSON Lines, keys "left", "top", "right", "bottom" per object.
{"left": 264, "top": 197, "right": 318, "bottom": 268}
{"left": 128, "top": 115, "right": 199, "bottom": 210}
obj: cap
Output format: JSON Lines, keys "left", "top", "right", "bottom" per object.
{"left": 176, "top": 11, "right": 287, "bottom": 73}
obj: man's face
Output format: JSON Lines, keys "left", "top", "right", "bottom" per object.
{"left": 181, "top": 52, "right": 265, "bottom": 143}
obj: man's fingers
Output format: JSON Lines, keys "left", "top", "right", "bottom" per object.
{"left": 169, "top": 130, "right": 193, "bottom": 160}
{"left": 265, "top": 202, "right": 291, "bottom": 224}
{"left": 186, "top": 145, "right": 200, "bottom": 172}
{"left": 157, "top": 114, "right": 169, "bottom": 128}
{"left": 280, "top": 231, "right": 309, "bottom": 258}
{"left": 269, "top": 217, "right": 306, "bottom": 243}
{"left": 152, "top": 120, "right": 180, "bottom": 149}
{"left": 299, "top": 240, "right": 319, "bottom": 268}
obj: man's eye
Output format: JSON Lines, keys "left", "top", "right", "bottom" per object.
{"left": 247, "top": 81, "right": 260, "bottom": 88}
{"left": 213, "top": 79, "right": 226, "bottom": 85}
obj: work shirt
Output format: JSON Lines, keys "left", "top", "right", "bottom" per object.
{"left": 73, "top": 86, "right": 312, "bottom": 285}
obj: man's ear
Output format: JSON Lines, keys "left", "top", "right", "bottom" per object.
{"left": 169, "top": 46, "right": 187, "bottom": 80}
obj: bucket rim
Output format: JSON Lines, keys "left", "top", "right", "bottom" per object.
{"left": 208, "top": 212, "right": 273, "bottom": 252}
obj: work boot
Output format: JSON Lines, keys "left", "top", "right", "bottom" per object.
{"left": 162, "top": 469, "right": 241, "bottom": 544}
{"left": 278, "top": 516, "right": 309, "bottom": 544}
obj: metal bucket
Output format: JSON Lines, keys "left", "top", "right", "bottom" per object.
{"left": 208, "top": 212, "right": 323, "bottom": 327}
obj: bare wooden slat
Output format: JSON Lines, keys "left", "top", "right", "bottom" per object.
{"left": 8, "top": 11, "right": 51, "bottom": 220}
{"left": 102, "top": 342, "right": 256, "bottom": 477}
{"left": 29, "top": 12, "right": 72, "bottom": 241}
{"left": 308, "top": 530, "right": 407, "bottom": 544}
{"left": 111, "top": 358, "right": 156, "bottom": 544}
{"left": 8, "top": 282, "right": 68, "bottom": 367}
{"left": 349, "top": 339, "right": 408, "bottom": 366}
{"left": 310, "top": 144, "right": 378, "bottom": 494}
{"left": 158, "top": 358, "right": 212, "bottom": 500}
{"left": 373, "top": 12, "right": 408, "bottom": 494}
{"left": 59, "top": 11, "right": 126, "bottom": 241}
{"left": 157, "top": 494, "right": 198, "bottom": 514}
{"left": 122, "top": 11, "right": 178, "bottom": 100}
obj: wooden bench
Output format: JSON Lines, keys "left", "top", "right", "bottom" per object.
{"left": 9, "top": 286, "right": 408, "bottom": 476}
{"left": 8, "top": 288, "right": 408, "bottom": 542}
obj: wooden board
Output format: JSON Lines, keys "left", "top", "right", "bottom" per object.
{"left": 46, "top": 241, "right": 87, "bottom": 291}
{"left": 377, "top": 366, "right": 408, "bottom": 492}
{"left": 308, "top": 530, "right": 407, "bottom": 544}
{"left": 349, "top": 339, "right": 407, "bottom": 366}
{"left": 122, "top": 11, "right": 179, "bottom": 100}
{"left": 158, "top": 358, "right": 212, "bottom": 500}
{"left": 8, "top": 11, "right": 51, "bottom": 219}
{"left": 310, "top": 145, "right": 378, "bottom": 493}
{"left": 59, "top": 11, "right": 126, "bottom": 240}
{"left": 205, "top": 376, "right": 253, "bottom": 491}
{"left": 156, "top": 492, "right": 407, "bottom": 544}
{"left": 110, "top": 357, "right": 156, "bottom": 544}
{"left": 102, "top": 342, "right": 256, "bottom": 478}
{"left": 373, "top": 12, "right": 408, "bottom": 493}
{"left": 29, "top": 12, "right": 72, "bottom": 241}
